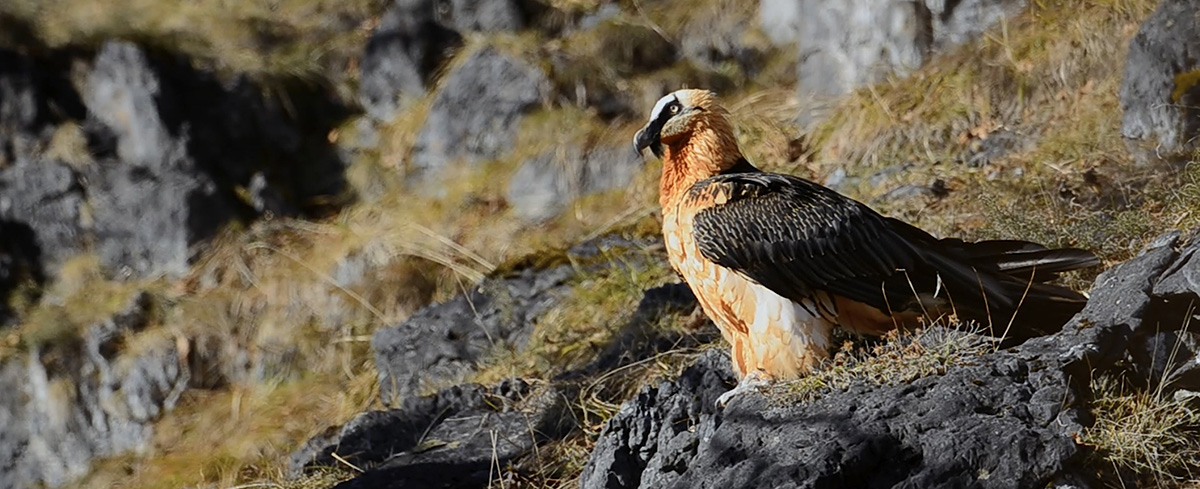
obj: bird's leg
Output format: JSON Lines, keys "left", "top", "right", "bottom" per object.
{"left": 716, "top": 369, "right": 773, "bottom": 410}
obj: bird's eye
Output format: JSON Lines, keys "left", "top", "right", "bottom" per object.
{"left": 669, "top": 104, "right": 680, "bottom": 114}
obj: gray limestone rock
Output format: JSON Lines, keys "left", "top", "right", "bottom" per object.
{"left": 0, "top": 159, "right": 84, "bottom": 270}
{"left": 358, "top": 0, "right": 464, "bottom": 122}
{"left": 83, "top": 41, "right": 232, "bottom": 278}
{"left": 0, "top": 292, "right": 190, "bottom": 489}
{"left": 372, "top": 234, "right": 662, "bottom": 406}
{"left": 506, "top": 143, "right": 645, "bottom": 223}
{"left": 759, "top": 0, "right": 1024, "bottom": 117}
{"left": 1120, "top": 0, "right": 1200, "bottom": 155}
{"left": 291, "top": 379, "right": 569, "bottom": 487}
{"left": 407, "top": 47, "right": 548, "bottom": 184}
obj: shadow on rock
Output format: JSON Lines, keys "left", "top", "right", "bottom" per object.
{"left": 0, "top": 220, "right": 42, "bottom": 324}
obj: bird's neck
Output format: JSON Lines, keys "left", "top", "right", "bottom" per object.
{"left": 659, "top": 128, "right": 745, "bottom": 210}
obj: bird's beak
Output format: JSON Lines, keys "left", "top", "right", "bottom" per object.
{"left": 633, "top": 124, "right": 662, "bottom": 158}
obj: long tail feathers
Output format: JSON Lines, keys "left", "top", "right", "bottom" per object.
{"left": 932, "top": 238, "right": 1101, "bottom": 340}
{"left": 968, "top": 243, "right": 1101, "bottom": 282}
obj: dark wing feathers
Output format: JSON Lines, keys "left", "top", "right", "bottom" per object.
{"left": 689, "top": 172, "right": 1098, "bottom": 337}
{"left": 691, "top": 173, "right": 929, "bottom": 314}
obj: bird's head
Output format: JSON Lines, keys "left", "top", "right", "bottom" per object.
{"left": 633, "top": 89, "right": 737, "bottom": 162}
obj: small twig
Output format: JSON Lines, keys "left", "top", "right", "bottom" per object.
{"left": 227, "top": 483, "right": 281, "bottom": 489}
{"left": 330, "top": 452, "right": 364, "bottom": 473}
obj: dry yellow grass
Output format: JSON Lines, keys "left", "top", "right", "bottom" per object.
{"left": 0, "top": 0, "right": 378, "bottom": 79}
{"left": 1083, "top": 373, "right": 1200, "bottom": 487}
{"left": 74, "top": 370, "right": 374, "bottom": 489}
{"left": 774, "top": 326, "right": 994, "bottom": 404}
{"left": 801, "top": 0, "right": 1193, "bottom": 261}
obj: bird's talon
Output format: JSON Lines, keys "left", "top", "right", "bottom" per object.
{"left": 715, "top": 371, "right": 772, "bottom": 410}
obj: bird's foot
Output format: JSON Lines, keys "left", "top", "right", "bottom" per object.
{"left": 716, "top": 370, "right": 773, "bottom": 410}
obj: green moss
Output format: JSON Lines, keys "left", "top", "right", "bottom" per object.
{"left": 1172, "top": 69, "right": 1200, "bottom": 103}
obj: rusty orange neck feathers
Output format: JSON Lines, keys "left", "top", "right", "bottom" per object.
{"left": 658, "top": 104, "right": 743, "bottom": 209}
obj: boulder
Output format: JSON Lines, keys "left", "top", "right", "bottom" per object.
{"left": 0, "top": 292, "right": 190, "bottom": 489}
{"left": 407, "top": 47, "right": 548, "bottom": 184}
{"left": 372, "top": 261, "right": 572, "bottom": 405}
{"left": 1120, "top": 0, "right": 1200, "bottom": 155}
{"left": 506, "top": 142, "right": 645, "bottom": 222}
{"left": 581, "top": 333, "right": 1084, "bottom": 489}
{"left": 357, "top": 0, "right": 464, "bottom": 122}
{"left": 0, "top": 49, "right": 88, "bottom": 274}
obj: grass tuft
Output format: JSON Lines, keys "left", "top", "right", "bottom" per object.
{"left": 1083, "top": 374, "right": 1200, "bottom": 487}
{"left": 774, "top": 325, "right": 994, "bottom": 404}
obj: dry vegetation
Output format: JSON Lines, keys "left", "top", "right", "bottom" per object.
{"left": 0, "top": 0, "right": 1195, "bottom": 487}
{"left": 773, "top": 326, "right": 996, "bottom": 404}
{"left": 1084, "top": 372, "right": 1200, "bottom": 487}
{"left": 799, "top": 0, "right": 1199, "bottom": 262}
{"left": 0, "top": 0, "right": 380, "bottom": 80}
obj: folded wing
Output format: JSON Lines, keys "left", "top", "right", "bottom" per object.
{"left": 689, "top": 172, "right": 1098, "bottom": 339}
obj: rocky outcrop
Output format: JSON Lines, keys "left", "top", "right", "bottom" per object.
{"left": 357, "top": 0, "right": 465, "bottom": 122}
{"left": 759, "top": 0, "right": 1024, "bottom": 107}
{"left": 83, "top": 42, "right": 233, "bottom": 278}
{"left": 356, "top": 0, "right": 531, "bottom": 122}
{"left": 1120, "top": 0, "right": 1200, "bottom": 156}
{"left": 0, "top": 40, "right": 349, "bottom": 280}
{"left": 582, "top": 337, "right": 1082, "bottom": 489}
{"left": 290, "top": 379, "right": 570, "bottom": 487}
{"left": 372, "top": 259, "right": 573, "bottom": 405}
{"left": 406, "top": 46, "right": 548, "bottom": 184}
{"left": 0, "top": 292, "right": 190, "bottom": 489}
{"left": 506, "top": 143, "right": 645, "bottom": 222}
{"left": 372, "top": 234, "right": 662, "bottom": 406}
{"left": 0, "top": 159, "right": 85, "bottom": 270}
{"left": 580, "top": 229, "right": 1200, "bottom": 489}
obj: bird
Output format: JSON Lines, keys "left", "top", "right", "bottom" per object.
{"left": 633, "top": 89, "right": 1100, "bottom": 407}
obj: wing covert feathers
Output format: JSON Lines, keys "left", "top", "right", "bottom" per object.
{"left": 687, "top": 172, "right": 1098, "bottom": 340}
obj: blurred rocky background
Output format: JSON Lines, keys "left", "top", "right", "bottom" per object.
{"left": 0, "top": 0, "right": 1198, "bottom": 488}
